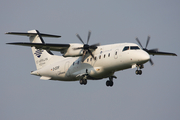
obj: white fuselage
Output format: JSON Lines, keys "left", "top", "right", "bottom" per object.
{"left": 31, "top": 43, "right": 150, "bottom": 81}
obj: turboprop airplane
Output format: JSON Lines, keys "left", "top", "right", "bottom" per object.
{"left": 6, "top": 30, "right": 177, "bottom": 87}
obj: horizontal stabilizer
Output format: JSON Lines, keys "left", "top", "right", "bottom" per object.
{"left": 7, "top": 42, "right": 70, "bottom": 51}
{"left": 6, "top": 32, "right": 61, "bottom": 38}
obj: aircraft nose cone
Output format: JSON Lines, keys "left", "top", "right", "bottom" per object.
{"left": 142, "top": 52, "right": 150, "bottom": 62}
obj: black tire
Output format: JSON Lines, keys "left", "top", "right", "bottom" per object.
{"left": 80, "top": 79, "right": 83, "bottom": 85}
{"left": 139, "top": 70, "right": 142, "bottom": 75}
{"left": 135, "top": 70, "right": 139, "bottom": 75}
{"left": 84, "top": 79, "right": 87, "bottom": 85}
{"left": 109, "top": 81, "right": 114, "bottom": 87}
{"left": 106, "top": 80, "right": 110, "bottom": 86}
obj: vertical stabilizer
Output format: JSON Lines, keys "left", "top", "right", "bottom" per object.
{"left": 28, "top": 30, "right": 53, "bottom": 70}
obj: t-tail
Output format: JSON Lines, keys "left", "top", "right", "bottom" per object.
{"left": 6, "top": 30, "right": 61, "bottom": 70}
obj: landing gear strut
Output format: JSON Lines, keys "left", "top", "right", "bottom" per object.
{"left": 106, "top": 76, "right": 117, "bottom": 87}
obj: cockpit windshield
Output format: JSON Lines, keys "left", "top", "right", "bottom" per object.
{"left": 122, "top": 46, "right": 140, "bottom": 51}
{"left": 130, "top": 46, "right": 140, "bottom": 50}
{"left": 122, "top": 46, "right": 129, "bottom": 51}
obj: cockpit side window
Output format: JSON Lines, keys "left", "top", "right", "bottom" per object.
{"left": 130, "top": 46, "right": 140, "bottom": 50}
{"left": 122, "top": 46, "right": 129, "bottom": 51}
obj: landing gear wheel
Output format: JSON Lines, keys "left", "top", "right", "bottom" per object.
{"left": 80, "top": 79, "right": 84, "bottom": 85}
{"left": 109, "top": 81, "right": 113, "bottom": 87}
{"left": 135, "top": 70, "right": 139, "bottom": 75}
{"left": 106, "top": 80, "right": 113, "bottom": 87}
{"left": 138, "top": 70, "right": 142, "bottom": 75}
{"left": 84, "top": 79, "right": 87, "bottom": 85}
{"left": 135, "top": 70, "right": 142, "bottom": 75}
{"left": 80, "top": 79, "right": 87, "bottom": 85}
{"left": 106, "top": 80, "right": 110, "bottom": 86}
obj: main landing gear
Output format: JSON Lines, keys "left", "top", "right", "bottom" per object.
{"left": 135, "top": 64, "right": 143, "bottom": 75}
{"left": 106, "top": 80, "right": 113, "bottom": 87}
{"left": 79, "top": 75, "right": 117, "bottom": 87}
{"left": 80, "top": 79, "right": 87, "bottom": 85}
{"left": 106, "top": 76, "right": 117, "bottom": 87}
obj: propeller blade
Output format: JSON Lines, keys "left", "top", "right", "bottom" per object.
{"left": 87, "top": 49, "right": 95, "bottom": 59}
{"left": 81, "top": 50, "right": 87, "bottom": 62}
{"left": 75, "top": 31, "right": 99, "bottom": 62}
{"left": 87, "top": 31, "right": 91, "bottom": 44}
{"left": 89, "top": 43, "right": 100, "bottom": 49}
{"left": 73, "top": 47, "right": 84, "bottom": 50}
{"left": 148, "top": 48, "right": 158, "bottom": 52}
{"left": 136, "top": 37, "right": 143, "bottom": 48}
{"left": 149, "top": 58, "right": 154, "bottom": 66}
{"left": 145, "top": 36, "right": 150, "bottom": 49}
{"left": 90, "top": 43, "right": 100, "bottom": 47}
{"left": 89, "top": 46, "right": 97, "bottom": 49}
{"left": 76, "top": 34, "right": 84, "bottom": 44}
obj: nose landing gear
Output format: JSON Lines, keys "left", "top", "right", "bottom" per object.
{"left": 135, "top": 70, "right": 142, "bottom": 75}
{"left": 135, "top": 64, "right": 143, "bottom": 75}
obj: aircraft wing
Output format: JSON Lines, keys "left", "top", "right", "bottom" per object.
{"left": 147, "top": 50, "right": 177, "bottom": 56}
{"left": 7, "top": 42, "right": 70, "bottom": 52}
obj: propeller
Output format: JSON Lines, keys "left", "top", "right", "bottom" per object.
{"left": 74, "top": 31, "right": 100, "bottom": 62}
{"left": 136, "top": 36, "right": 158, "bottom": 65}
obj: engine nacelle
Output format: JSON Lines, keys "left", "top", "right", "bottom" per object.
{"left": 63, "top": 43, "right": 84, "bottom": 57}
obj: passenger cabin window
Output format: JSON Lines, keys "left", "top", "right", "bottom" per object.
{"left": 122, "top": 46, "right": 129, "bottom": 51}
{"left": 87, "top": 58, "right": 89, "bottom": 62}
{"left": 104, "top": 54, "right": 106, "bottom": 58}
{"left": 90, "top": 58, "right": 92, "bottom": 61}
{"left": 99, "top": 55, "right": 101, "bottom": 59}
{"left": 115, "top": 51, "right": 117, "bottom": 55}
{"left": 130, "top": 46, "right": 140, "bottom": 50}
{"left": 108, "top": 53, "right": 110, "bottom": 57}
{"left": 94, "top": 57, "right": 97, "bottom": 60}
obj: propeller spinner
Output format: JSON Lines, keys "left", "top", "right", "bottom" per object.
{"left": 74, "top": 31, "right": 100, "bottom": 62}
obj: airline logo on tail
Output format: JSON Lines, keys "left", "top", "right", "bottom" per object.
{"left": 34, "top": 49, "right": 44, "bottom": 58}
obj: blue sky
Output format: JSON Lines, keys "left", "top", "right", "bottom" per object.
{"left": 1, "top": 0, "right": 180, "bottom": 120}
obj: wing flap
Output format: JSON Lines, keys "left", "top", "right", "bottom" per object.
{"left": 7, "top": 42, "right": 70, "bottom": 52}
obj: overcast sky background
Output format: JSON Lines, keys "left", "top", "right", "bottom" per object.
{"left": 1, "top": 0, "right": 180, "bottom": 120}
